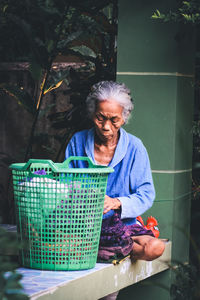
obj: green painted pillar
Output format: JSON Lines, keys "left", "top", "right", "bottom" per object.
{"left": 116, "top": 1, "right": 194, "bottom": 299}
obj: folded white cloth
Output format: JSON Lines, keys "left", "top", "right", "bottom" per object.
{"left": 18, "top": 178, "right": 69, "bottom": 215}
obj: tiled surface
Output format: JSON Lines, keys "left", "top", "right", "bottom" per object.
{"left": 1, "top": 224, "right": 17, "bottom": 232}
{"left": 18, "top": 263, "right": 109, "bottom": 297}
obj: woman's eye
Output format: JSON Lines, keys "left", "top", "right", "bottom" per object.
{"left": 111, "top": 118, "right": 118, "bottom": 123}
{"left": 96, "top": 115, "right": 103, "bottom": 121}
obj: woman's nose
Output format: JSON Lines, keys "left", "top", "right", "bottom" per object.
{"left": 102, "top": 120, "right": 111, "bottom": 130}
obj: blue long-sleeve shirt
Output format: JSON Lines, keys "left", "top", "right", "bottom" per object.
{"left": 65, "top": 127, "right": 155, "bottom": 225}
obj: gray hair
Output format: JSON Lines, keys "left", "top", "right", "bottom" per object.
{"left": 86, "top": 81, "right": 134, "bottom": 123}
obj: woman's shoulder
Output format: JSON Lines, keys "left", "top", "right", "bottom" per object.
{"left": 123, "top": 129, "right": 144, "bottom": 149}
{"left": 124, "top": 131, "right": 149, "bottom": 160}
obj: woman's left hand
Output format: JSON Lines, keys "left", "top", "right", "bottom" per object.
{"left": 103, "top": 195, "right": 121, "bottom": 214}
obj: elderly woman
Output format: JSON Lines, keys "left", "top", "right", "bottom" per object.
{"left": 65, "top": 81, "right": 165, "bottom": 300}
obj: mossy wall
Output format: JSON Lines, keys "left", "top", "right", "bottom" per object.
{"left": 116, "top": 1, "right": 195, "bottom": 299}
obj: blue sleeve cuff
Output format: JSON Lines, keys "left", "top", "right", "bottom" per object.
{"left": 118, "top": 194, "right": 154, "bottom": 219}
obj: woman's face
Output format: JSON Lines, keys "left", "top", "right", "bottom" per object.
{"left": 93, "top": 100, "right": 124, "bottom": 142}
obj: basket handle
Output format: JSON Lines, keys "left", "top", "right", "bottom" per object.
{"left": 63, "top": 156, "right": 95, "bottom": 168}
{"left": 18, "top": 159, "right": 59, "bottom": 172}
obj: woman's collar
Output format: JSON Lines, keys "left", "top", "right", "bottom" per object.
{"left": 85, "top": 127, "right": 95, "bottom": 163}
{"left": 85, "top": 127, "right": 129, "bottom": 167}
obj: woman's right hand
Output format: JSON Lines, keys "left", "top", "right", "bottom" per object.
{"left": 103, "top": 195, "right": 121, "bottom": 214}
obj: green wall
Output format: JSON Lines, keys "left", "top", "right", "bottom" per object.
{"left": 116, "top": 0, "right": 194, "bottom": 299}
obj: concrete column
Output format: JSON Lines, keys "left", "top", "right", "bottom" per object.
{"left": 116, "top": 0, "right": 194, "bottom": 299}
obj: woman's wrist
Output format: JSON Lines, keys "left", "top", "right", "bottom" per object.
{"left": 114, "top": 198, "right": 121, "bottom": 209}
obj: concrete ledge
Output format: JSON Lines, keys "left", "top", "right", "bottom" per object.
{"left": 17, "top": 241, "right": 171, "bottom": 300}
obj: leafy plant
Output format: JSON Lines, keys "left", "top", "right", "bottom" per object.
{"left": 170, "top": 263, "right": 200, "bottom": 300}
{"left": 0, "top": 0, "right": 117, "bottom": 223}
{"left": 0, "top": 0, "right": 117, "bottom": 162}
{"left": 152, "top": 1, "right": 200, "bottom": 24}
{"left": 0, "top": 225, "right": 28, "bottom": 300}
{"left": 0, "top": 271, "right": 28, "bottom": 300}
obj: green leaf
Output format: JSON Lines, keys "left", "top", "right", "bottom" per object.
{"left": 57, "top": 30, "right": 83, "bottom": 50}
{"left": 6, "top": 272, "right": 23, "bottom": 283}
{"left": 89, "top": 11, "right": 117, "bottom": 34}
{"left": 44, "top": 80, "right": 63, "bottom": 94}
{"left": 44, "top": 69, "right": 70, "bottom": 95}
{"left": 183, "top": 1, "right": 190, "bottom": 7}
{"left": 29, "top": 61, "right": 43, "bottom": 81}
{"left": 70, "top": 0, "right": 116, "bottom": 12}
{"left": 70, "top": 45, "right": 97, "bottom": 58}
{"left": 2, "top": 271, "right": 29, "bottom": 300}
{"left": 46, "top": 39, "right": 54, "bottom": 53}
{"left": 0, "top": 84, "right": 36, "bottom": 115}
{"left": 181, "top": 13, "right": 191, "bottom": 20}
{"left": 2, "top": 4, "right": 8, "bottom": 12}
{"left": 152, "top": 9, "right": 164, "bottom": 19}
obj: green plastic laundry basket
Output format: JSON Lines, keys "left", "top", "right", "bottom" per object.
{"left": 10, "top": 157, "right": 113, "bottom": 271}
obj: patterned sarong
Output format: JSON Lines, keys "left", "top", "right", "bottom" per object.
{"left": 98, "top": 212, "right": 154, "bottom": 262}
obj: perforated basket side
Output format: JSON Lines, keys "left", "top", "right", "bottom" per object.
{"left": 11, "top": 161, "right": 112, "bottom": 270}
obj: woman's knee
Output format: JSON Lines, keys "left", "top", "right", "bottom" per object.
{"left": 145, "top": 238, "right": 165, "bottom": 261}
